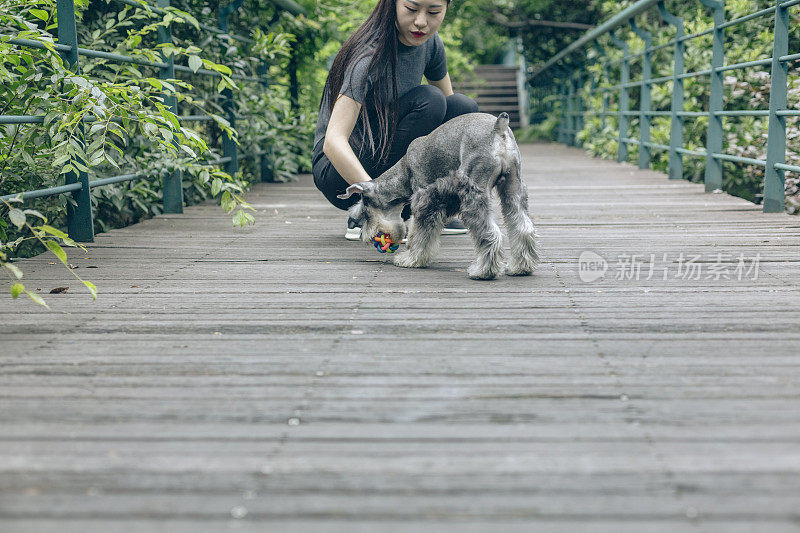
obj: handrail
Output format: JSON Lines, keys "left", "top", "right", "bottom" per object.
{"left": 529, "top": 0, "right": 662, "bottom": 79}
{"left": 1, "top": 0, "right": 298, "bottom": 241}
{"left": 527, "top": 0, "right": 799, "bottom": 214}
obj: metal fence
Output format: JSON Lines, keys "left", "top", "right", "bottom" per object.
{"left": 528, "top": 0, "right": 799, "bottom": 213}
{"left": 0, "top": 0, "right": 305, "bottom": 242}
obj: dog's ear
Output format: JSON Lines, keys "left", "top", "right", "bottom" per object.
{"left": 337, "top": 182, "right": 371, "bottom": 200}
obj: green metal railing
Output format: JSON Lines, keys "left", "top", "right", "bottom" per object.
{"left": 528, "top": 0, "right": 799, "bottom": 213}
{"left": 0, "top": 0, "right": 305, "bottom": 242}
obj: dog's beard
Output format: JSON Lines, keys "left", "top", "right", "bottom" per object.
{"left": 361, "top": 211, "right": 405, "bottom": 245}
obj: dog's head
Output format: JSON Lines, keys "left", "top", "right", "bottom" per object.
{"left": 338, "top": 182, "right": 407, "bottom": 245}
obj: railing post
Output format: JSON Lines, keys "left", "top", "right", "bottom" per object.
{"left": 218, "top": 1, "right": 243, "bottom": 177}
{"left": 256, "top": 62, "right": 274, "bottom": 182}
{"left": 593, "top": 42, "right": 608, "bottom": 131}
{"left": 763, "top": 0, "right": 789, "bottom": 213}
{"left": 516, "top": 38, "right": 530, "bottom": 129}
{"left": 601, "top": 73, "right": 609, "bottom": 130}
{"left": 56, "top": 0, "right": 94, "bottom": 242}
{"left": 575, "top": 69, "right": 584, "bottom": 148}
{"left": 557, "top": 71, "right": 568, "bottom": 144}
{"left": 157, "top": 0, "right": 183, "bottom": 213}
{"left": 566, "top": 71, "right": 576, "bottom": 146}
{"left": 658, "top": 1, "right": 685, "bottom": 181}
{"left": 610, "top": 31, "right": 630, "bottom": 163}
{"left": 701, "top": 0, "right": 725, "bottom": 192}
{"left": 288, "top": 45, "right": 299, "bottom": 111}
{"left": 589, "top": 66, "right": 597, "bottom": 124}
{"left": 630, "top": 20, "right": 652, "bottom": 170}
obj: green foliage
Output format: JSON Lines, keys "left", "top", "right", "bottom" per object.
{"left": 1, "top": 195, "right": 96, "bottom": 307}
{"left": 514, "top": 114, "right": 559, "bottom": 143}
{"left": 0, "top": 0, "right": 314, "bottom": 305}
{"left": 544, "top": 0, "right": 800, "bottom": 214}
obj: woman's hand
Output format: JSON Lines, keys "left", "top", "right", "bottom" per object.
{"left": 323, "top": 94, "right": 374, "bottom": 185}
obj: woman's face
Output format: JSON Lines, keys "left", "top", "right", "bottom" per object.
{"left": 395, "top": 0, "right": 447, "bottom": 47}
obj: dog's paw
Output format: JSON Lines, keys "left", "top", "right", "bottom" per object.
{"left": 393, "top": 250, "right": 426, "bottom": 269}
{"left": 467, "top": 262, "right": 502, "bottom": 280}
{"left": 506, "top": 251, "right": 539, "bottom": 276}
{"left": 505, "top": 263, "right": 535, "bottom": 276}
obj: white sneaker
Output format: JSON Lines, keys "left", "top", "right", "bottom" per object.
{"left": 348, "top": 217, "right": 410, "bottom": 244}
{"left": 441, "top": 218, "right": 469, "bottom": 235}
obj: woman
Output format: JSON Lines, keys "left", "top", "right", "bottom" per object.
{"left": 312, "top": 0, "right": 478, "bottom": 240}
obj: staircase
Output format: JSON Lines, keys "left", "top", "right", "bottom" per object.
{"left": 452, "top": 64, "right": 526, "bottom": 130}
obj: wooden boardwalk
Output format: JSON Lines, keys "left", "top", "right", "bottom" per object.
{"left": 2, "top": 143, "right": 800, "bottom": 532}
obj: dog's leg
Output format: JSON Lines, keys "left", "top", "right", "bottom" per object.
{"left": 459, "top": 186, "right": 506, "bottom": 280}
{"left": 393, "top": 188, "right": 446, "bottom": 269}
{"left": 497, "top": 163, "right": 540, "bottom": 276}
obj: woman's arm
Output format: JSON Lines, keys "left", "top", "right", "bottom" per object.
{"left": 427, "top": 72, "right": 454, "bottom": 97}
{"left": 322, "top": 94, "right": 373, "bottom": 185}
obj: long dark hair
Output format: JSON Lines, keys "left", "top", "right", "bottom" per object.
{"left": 321, "top": 0, "right": 449, "bottom": 166}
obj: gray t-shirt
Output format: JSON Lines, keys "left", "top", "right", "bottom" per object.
{"left": 313, "top": 33, "right": 448, "bottom": 155}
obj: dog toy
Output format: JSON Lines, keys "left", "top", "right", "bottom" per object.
{"left": 373, "top": 232, "right": 399, "bottom": 254}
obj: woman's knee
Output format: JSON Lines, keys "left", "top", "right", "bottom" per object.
{"left": 444, "top": 93, "right": 479, "bottom": 122}
{"left": 313, "top": 158, "right": 357, "bottom": 211}
{"left": 404, "top": 84, "right": 447, "bottom": 123}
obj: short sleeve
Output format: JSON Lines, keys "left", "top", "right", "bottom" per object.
{"left": 424, "top": 33, "right": 448, "bottom": 81}
{"left": 339, "top": 55, "right": 373, "bottom": 104}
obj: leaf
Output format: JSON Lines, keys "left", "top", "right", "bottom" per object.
{"left": 232, "top": 209, "right": 246, "bottom": 227}
{"left": 21, "top": 151, "right": 35, "bottom": 167}
{"left": 11, "top": 283, "right": 24, "bottom": 299}
{"left": 220, "top": 191, "right": 233, "bottom": 213}
{"left": 29, "top": 8, "right": 49, "bottom": 21}
{"left": 40, "top": 225, "right": 72, "bottom": 243}
{"left": 179, "top": 144, "right": 196, "bottom": 158}
{"left": 4, "top": 263, "right": 23, "bottom": 279}
{"left": 188, "top": 55, "right": 202, "bottom": 73}
{"left": 26, "top": 290, "right": 49, "bottom": 308}
{"left": 23, "top": 209, "right": 46, "bottom": 221}
{"left": 83, "top": 280, "right": 98, "bottom": 300}
{"left": 233, "top": 210, "right": 255, "bottom": 227}
{"left": 209, "top": 63, "right": 232, "bottom": 76}
{"left": 49, "top": 286, "right": 69, "bottom": 294}
{"left": 45, "top": 241, "right": 68, "bottom": 266}
{"left": 210, "top": 177, "right": 222, "bottom": 197}
{"left": 9, "top": 209, "right": 26, "bottom": 229}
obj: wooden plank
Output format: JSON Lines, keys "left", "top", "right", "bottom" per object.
{"left": 1, "top": 143, "right": 799, "bottom": 531}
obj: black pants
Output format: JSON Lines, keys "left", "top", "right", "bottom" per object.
{"left": 312, "top": 85, "right": 479, "bottom": 211}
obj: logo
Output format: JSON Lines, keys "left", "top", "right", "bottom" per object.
{"left": 578, "top": 251, "right": 607, "bottom": 282}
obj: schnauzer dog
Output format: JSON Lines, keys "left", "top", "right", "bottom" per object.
{"left": 338, "top": 112, "right": 539, "bottom": 280}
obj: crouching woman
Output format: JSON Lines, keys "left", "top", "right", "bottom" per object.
{"left": 311, "top": 0, "right": 478, "bottom": 240}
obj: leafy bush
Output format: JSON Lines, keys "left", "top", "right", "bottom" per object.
{"left": 538, "top": 0, "right": 800, "bottom": 214}
{"left": 0, "top": 0, "right": 314, "bottom": 303}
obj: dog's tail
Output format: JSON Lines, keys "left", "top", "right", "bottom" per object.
{"left": 493, "top": 112, "right": 509, "bottom": 134}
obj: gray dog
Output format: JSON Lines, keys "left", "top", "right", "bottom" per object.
{"left": 338, "top": 112, "right": 539, "bottom": 280}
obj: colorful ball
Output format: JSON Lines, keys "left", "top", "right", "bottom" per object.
{"left": 373, "top": 232, "right": 399, "bottom": 254}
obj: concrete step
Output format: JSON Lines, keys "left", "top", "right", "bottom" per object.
{"left": 455, "top": 79, "right": 519, "bottom": 88}
{"left": 473, "top": 96, "right": 522, "bottom": 105}
{"left": 454, "top": 64, "right": 523, "bottom": 129}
